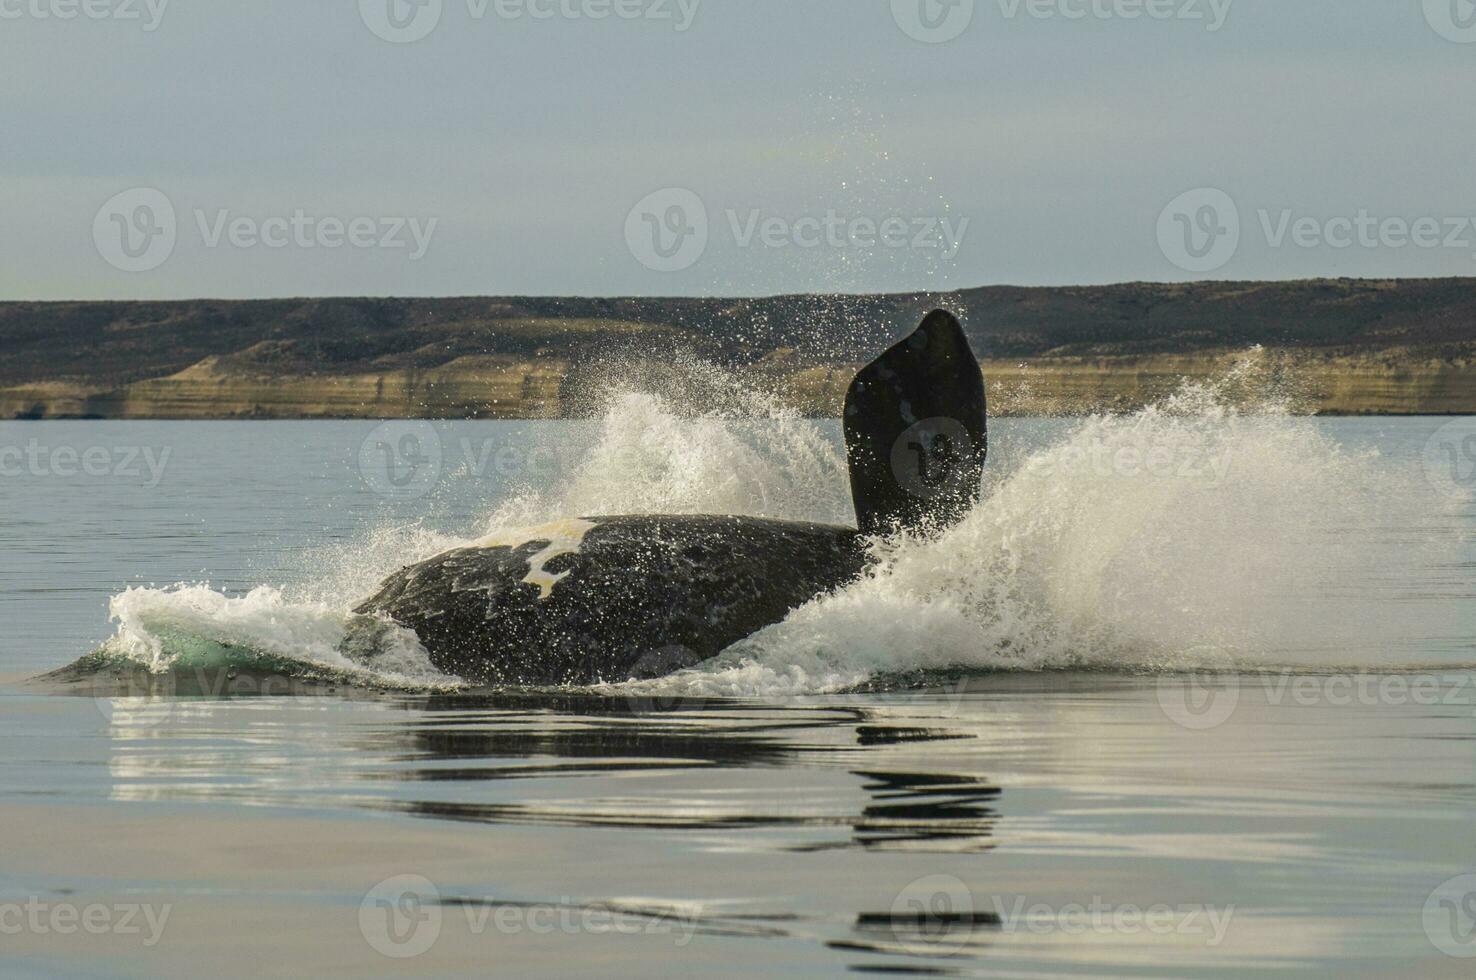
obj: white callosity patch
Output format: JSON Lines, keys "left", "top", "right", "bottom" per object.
{"left": 471, "top": 518, "right": 599, "bottom": 599}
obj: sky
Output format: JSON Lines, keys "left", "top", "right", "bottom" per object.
{"left": 2, "top": 0, "right": 1475, "bottom": 300}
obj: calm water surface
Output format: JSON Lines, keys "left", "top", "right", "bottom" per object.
{"left": 1, "top": 418, "right": 1473, "bottom": 977}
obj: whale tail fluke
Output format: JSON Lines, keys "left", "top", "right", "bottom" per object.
{"left": 843, "top": 309, "right": 987, "bottom": 536}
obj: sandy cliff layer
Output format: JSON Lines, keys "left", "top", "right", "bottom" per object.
{"left": 2, "top": 282, "right": 1471, "bottom": 418}
{"left": 3, "top": 348, "right": 1469, "bottom": 419}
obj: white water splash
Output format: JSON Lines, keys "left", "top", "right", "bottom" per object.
{"left": 103, "top": 584, "right": 453, "bottom": 687}
{"left": 619, "top": 364, "right": 1469, "bottom": 697}
{"left": 486, "top": 364, "right": 852, "bottom": 529}
{"left": 91, "top": 354, "right": 1469, "bottom": 694}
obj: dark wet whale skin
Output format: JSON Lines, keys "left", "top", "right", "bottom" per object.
{"left": 356, "top": 310, "right": 985, "bottom": 686}
{"left": 355, "top": 515, "right": 868, "bottom": 685}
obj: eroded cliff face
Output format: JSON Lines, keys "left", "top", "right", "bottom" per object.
{"left": 0, "top": 356, "right": 571, "bottom": 420}
{"left": 2, "top": 283, "right": 1471, "bottom": 419}
{"left": 739, "top": 346, "right": 1473, "bottom": 418}
{"left": 3, "top": 348, "right": 1470, "bottom": 419}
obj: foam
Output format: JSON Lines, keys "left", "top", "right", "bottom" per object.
{"left": 91, "top": 352, "right": 1470, "bottom": 695}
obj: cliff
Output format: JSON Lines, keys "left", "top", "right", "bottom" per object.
{"left": 2, "top": 280, "right": 1471, "bottom": 418}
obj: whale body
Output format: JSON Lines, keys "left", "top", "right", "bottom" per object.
{"left": 356, "top": 310, "right": 987, "bottom": 686}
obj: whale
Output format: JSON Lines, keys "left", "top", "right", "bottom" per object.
{"left": 355, "top": 310, "right": 987, "bottom": 685}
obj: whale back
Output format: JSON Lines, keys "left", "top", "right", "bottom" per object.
{"left": 843, "top": 309, "right": 987, "bottom": 535}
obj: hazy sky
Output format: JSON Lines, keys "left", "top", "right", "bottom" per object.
{"left": 3, "top": 0, "right": 1475, "bottom": 299}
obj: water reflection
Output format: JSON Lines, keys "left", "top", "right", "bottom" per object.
{"left": 355, "top": 694, "right": 1004, "bottom": 855}
{"left": 89, "top": 683, "right": 1009, "bottom": 968}
{"left": 40, "top": 668, "right": 1474, "bottom": 975}
{"left": 85, "top": 676, "right": 1002, "bottom": 846}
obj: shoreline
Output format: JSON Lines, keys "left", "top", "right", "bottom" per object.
{"left": 4, "top": 279, "right": 1473, "bottom": 419}
{"left": 4, "top": 348, "right": 1470, "bottom": 419}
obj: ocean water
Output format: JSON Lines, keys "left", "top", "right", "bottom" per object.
{"left": 1, "top": 364, "right": 1473, "bottom": 977}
